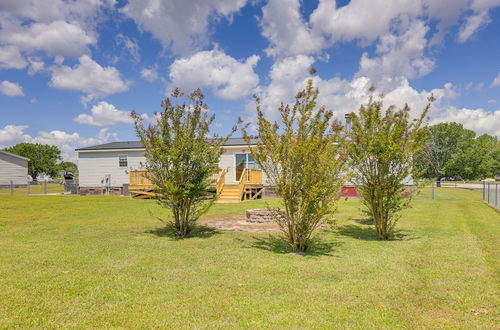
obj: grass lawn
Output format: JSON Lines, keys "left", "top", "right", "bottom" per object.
{"left": 0, "top": 189, "right": 498, "bottom": 328}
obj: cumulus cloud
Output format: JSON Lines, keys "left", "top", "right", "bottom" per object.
{"left": 140, "top": 66, "right": 159, "bottom": 82}
{"left": 0, "top": 80, "right": 25, "bottom": 96}
{"left": 492, "top": 70, "right": 500, "bottom": 87}
{"left": 0, "top": 124, "right": 118, "bottom": 161}
{"left": 357, "top": 21, "right": 434, "bottom": 81}
{"left": 169, "top": 49, "right": 260, "bottom": 100}
{"left": 259, "top": 0, "right": 500, "bottom": 77}
{"left": 121, "top": 0, "right": 247, "bottom": 54}
{"left": 75, "top": 101, "right": 148, "bottom": 126}
{"left": 0, "top": 45, "right": 27, "bottom": 69}
{"left": 49, "top": 55, "right": 129, "bottom": 101}
{"left": 0, "top": 125, "right": 29, "bottom": 145}
{"left": 0, "top": 0, "right": 114, "bottom": 69}
{"left": 260, "top": 0, "right": 325, "bottom": 56}
{"left": 248, "top": 55, "right": 499, "bottom": 137}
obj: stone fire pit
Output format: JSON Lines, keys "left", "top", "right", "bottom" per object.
{"left": 245, "top": 209, "right": 276, "bottom": 223}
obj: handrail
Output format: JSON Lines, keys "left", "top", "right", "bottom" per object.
{"left": 237, "top": 168, "right": 263, "bottom": 200}
{"left": 216, "top": 169, "right": 226, "bottom": 195}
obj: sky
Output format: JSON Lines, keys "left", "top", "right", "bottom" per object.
{"left": 0, "top": 0, "right": 500, "bottom": 161}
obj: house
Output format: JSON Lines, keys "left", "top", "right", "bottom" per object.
{"left": 0, "top": 150, "right": 30, "bottom": 188}
{"left": 76, "top": 138, "right": 272, "bottom": 201}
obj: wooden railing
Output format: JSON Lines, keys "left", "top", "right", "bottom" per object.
{"left": 130, "top": 170, "right": 152, "bottom": 186}
{"left": 215, "top": 169, "right": 226, "bottom": 195}
{"left": 238, "top": 168, "right": 263, "bottom": 199}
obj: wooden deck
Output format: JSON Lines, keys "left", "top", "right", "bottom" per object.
{"left": 128, "top": 168, "right": 263, "bottom": 201}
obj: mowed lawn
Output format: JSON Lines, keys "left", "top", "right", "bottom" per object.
{"left": 0, "top": 189, "right": 498, "bottom": 328}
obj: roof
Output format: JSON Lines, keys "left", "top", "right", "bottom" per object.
{"left": 0, "top": 150, "right": 30, "bottom": 161}
{"left": 75, "top": 137, "right": 260, "bottom": 151}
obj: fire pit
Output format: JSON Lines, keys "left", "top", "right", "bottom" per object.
{"left": 245, "top": 209, "right": 276, "bottom": 223}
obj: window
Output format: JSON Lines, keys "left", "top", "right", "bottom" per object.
{"left": 119, "top": 155, "right": 128, "bottom": 167}
{"left": 235, "top": 153, "right": 257, "bottom": 181}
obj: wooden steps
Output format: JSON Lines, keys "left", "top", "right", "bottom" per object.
{"left": 219, "top": 184, "right": 241, "bottom": 202}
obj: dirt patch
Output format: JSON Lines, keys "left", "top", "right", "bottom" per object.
{"left": 199, "top": 215, "right": 280, "bottom": 233}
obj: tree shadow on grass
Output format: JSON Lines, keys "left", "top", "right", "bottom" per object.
{"left": 245, "top": 234, "right": 342, "bottom": 257}
{"left": 335, "top": 224, "right": 418, "bottom": 241}
{"left": 145, "top": 225, "right": 220, "bottom": 239}
{"left": 353, "top": 217, "right": 374, "bottom": 225}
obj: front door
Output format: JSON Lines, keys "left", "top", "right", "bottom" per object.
{"left": 235, "top": 153, "right": 256, "bottom": 181}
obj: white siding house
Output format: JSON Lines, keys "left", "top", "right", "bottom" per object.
{"left": 76, "top": 138, "right": 268, "bottom": 195}
{"left": 0, "top": 150, "right": 29, "bottom": 186}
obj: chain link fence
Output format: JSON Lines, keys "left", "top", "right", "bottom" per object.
{"left": 0, "top": 179, "right": 79, "bottom": 196}
{"left": 483, "top": 182, "right": 499, "bottom": 209}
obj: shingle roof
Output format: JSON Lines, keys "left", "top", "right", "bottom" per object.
{"left": 0, "top": 149, "right": 30, "bottom": 161}
{"left": 75, "top": 137, "right": 260, "bottom": 151}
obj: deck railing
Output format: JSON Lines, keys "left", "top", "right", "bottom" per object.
{"left": 238, "top": 168, "right": 263, "bottom": 199}
{"left": 129, "top": 170, "right": 152, "bottom": 186}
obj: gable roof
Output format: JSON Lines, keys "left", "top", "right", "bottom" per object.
{"left": 75, "top": 137, "right": 260, "bottom": 152}
{"left": 0, "top": 150, "right": 30, "bottom": 161}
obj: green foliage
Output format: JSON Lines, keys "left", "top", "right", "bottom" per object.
{"left": 244, "top": 79, "right": 349, "bottom": 252}
{"left": 132, "top": 88, "right": 236, "bottom": 238}
{"left": 417, "top": 122, "right": 499, "bottom": 180}
{"left": 5, "top": 143, "right": 62, "bottom": 180}
{"left": 57, "top": 161, "right": 78, "bottom": 177}
{"left": 347, "top": 96, "right": 429, "bottom": 240}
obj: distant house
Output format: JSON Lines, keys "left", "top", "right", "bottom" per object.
{"left": 0, "top": 150, "right": 29, "bottom": 187}
{"left": 75, "top": 138, "right": 271, "bottom": 201}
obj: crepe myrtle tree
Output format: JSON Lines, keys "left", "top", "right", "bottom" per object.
{"left": 132, "top": 88, "right": 237, "bottom": 238}
{"left": 346, "top": 91, "right": 430, "bottom": 240}
{"left": 243, "top": 79, "right": 349, "bottom": 252}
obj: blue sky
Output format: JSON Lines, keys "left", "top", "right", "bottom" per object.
{"left": 1, "top": 0, "right": 499, "bottom": 160}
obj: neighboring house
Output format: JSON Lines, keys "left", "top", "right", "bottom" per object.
{"left": 76, "top": 138, "right": 271, "bottom": 201}
{"left": 0, "top": 150, "right": 29, "bottom": 187}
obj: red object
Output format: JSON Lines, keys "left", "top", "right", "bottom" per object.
{"left": 341, "top": 186, "right": 358, "bottom": 197}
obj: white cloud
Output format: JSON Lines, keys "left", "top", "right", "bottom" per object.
{"left": 432, "top": 107, "right": 500, "bottom": 137}
{"left": 260, "top": 0, "right": 325, "bottom": 56}
{"left": 0, "top": 124, "right": 118, "bottom": 161}
{"left": 0, "top": 80, "right": 25, "bottom": 96}
{"left": 0, "top": 125, "right": 29, "bottom": 146}
{"left": 140, "top": 66, "right": 159, "bottom": 82}
{"left": 49, "top": 55, "right": 129, "bottom": 101}
{"left": 121, "top": 0, "right": 247, "bottom": 54}
{"left": 457, "top": 0, "right": 500, "bottom": 42}
{"left": 251, "top": 55, "right": 500, "bottom": 137}
{"left": 75, "top": 101, "right": 148, "bottom": 126}
{"left": 0, "top": 0, "right": 115, "bottom": 69}
{"left": 0, "top": 45, "right": 27, "bottom": 69}
{"left": 2, "top": 20, "right": 95, "bottom": 58}
{"left": 28, "top": 56, "right": 45, "bottom": 75}
{"left": 169, "top": 49, "right": 260, "bottom": 100}
{"left": 357, "top": 21, "right": 434, "bottom": 81}
{"left": 492, "top": 70, "right": 500, "bottom": 87}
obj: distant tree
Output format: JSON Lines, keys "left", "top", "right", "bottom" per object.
{"left": 445, "top": 133, "right": 500, "bottom": 180}
{"left": 57, "top": 161, "right": 78, "bottom": 177}
{"left": 243, "top": 79, "right": 349, "bottom": 252}
{"left": 347, "top": 95, "right": 429, "bottom": 240}
{"left": 5, "top": 143, "right": 62, "bottom": 180}
{"left": 132, "top": 88, "right": 237, "bottom": 238}
{"left": 417, "top": 123, "right": 475, "bottom": 184}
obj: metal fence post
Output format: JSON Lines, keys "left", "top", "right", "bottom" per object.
{"left": 10, "top": 180, "right": 14, "bottom": 196}
{"left": 44, "top": 180, "right": 47, "bottom": 194}
{"left": 431, "top": 182, "right": 435, "bottom": 200}
{"left": 27, "top": 179, "right": 30, "bottom": 195}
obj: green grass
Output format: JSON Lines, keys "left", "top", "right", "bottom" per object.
{"left": 0, "top": 189, "right": 498, "bottom": 328}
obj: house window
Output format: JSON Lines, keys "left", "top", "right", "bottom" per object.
{"left": 119, "top": 155, "right": 128, "bottom": 167}
{"left": 235, "top": 153, "right": 256, "bottom": 181}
